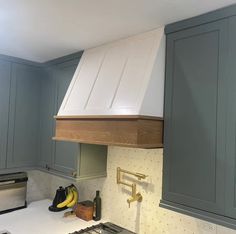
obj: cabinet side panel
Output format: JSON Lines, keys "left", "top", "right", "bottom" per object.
{"left": 225, "top": 15, "right": 236, "bottom": 219}
{"left": 79, "top": 144, "right": 107, "bottom": 179}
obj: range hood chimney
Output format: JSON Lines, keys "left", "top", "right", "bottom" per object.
{"left": 54, "top": 28, "right": 165, "bottom": 148}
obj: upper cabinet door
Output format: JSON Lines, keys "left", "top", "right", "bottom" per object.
{"left": 225, "top": 16, "right": 236, "bottom": 219}
{"left": 162, "top": 19, "right": 228, "bottom": 215}
{"left": 7, "top": 63, "right": 41, "bottom": 168}
{"left": 52, "top": 60, "right": 79, "bottom": 176}
{"left": 0, "top": 61, "right": 11, "bottom": 169}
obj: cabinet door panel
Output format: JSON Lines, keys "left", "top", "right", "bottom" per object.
{"left": 54, "top": 141, "right": 79, "bottom": 175}
{"left": 0, "top": 61, "right": 11, "bottom": 169}
{"left": 163, "top": 19, "right": 227, "bottom": 214}
{"left": 39, "top": 70, "right": 55, "bottom": 168}
{"left": 225, "top": 16, "right": 236, "bottom": 219}
{"left": 52, "top": 61, "right": 78, "bottom": 175}
{"left": 7, "top": 63, "right": 40, "bottom": 168}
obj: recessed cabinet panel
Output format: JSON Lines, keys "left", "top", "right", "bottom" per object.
{"left": 170, "top": 31, "right": 218, "bottom": 201}
{"left": 163, "top": 20, "right": 227, "bottom": 214}
{"left": 0, "top": 61, "right": 11, "bottom": 169}
{"left": 39, "top": 71, "right": 55, "bottom": 168}
{"left": 7, "top": 63, "right": 41, "bottom": 168}
{"left": 54, "top": 141, "right": 78, "bottom": 176}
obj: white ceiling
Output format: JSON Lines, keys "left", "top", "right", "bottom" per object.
{"left": 1, "top": 0, "right": 236, "bottom": 62}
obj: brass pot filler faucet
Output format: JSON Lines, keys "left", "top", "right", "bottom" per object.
{"left": 116, "top": 167, "right": 148, "bottom": 208}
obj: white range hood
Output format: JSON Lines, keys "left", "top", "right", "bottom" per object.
{"left": 54, "top": 28, "right": 165, "bottom": 148}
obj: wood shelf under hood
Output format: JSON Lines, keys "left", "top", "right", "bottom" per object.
{"left": 53, "top": 115, "right": 163, "bottom": 148}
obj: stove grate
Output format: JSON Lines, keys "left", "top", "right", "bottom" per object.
{"left": 69, "top": 222, "right": 135, "bottom": 234}
{"left": 69, "top": 224, "right": 103, "bottom": 234}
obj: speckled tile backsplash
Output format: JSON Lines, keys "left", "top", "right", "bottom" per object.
{"left": 27, "top": 147, "right": 236, "bottom": 234}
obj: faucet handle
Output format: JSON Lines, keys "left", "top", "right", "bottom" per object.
{"left": 127, "top": 192, "right": 143, "bottom": 208}
{"left": 127, "top": 198, "right": 131, "bottom": 208}
{"left": 136, "top": 193, "right": 143, "bottom": 202}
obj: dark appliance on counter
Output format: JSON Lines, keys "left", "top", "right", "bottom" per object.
{"left": 69, "top": 222, "right": 136, "bottom": 234}
{"left": 0, "top": 172, "right": 28, "bottom": 214}
{"left": 49, "top": 186, "right": 67, "bottom": 212}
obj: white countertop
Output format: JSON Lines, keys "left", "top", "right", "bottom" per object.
{"left": 0, "top": 199, "right": 104, "bottom": 234}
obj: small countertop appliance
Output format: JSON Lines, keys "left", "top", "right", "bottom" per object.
{"left": 0, "top": 172, "right": 28, "bottom": 214}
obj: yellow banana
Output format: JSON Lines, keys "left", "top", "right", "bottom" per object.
{"left": 67, "top": 187, "right": 78, "bottom": 208}
{"left": 57, "top": 188, "right": 74, "bottom": 208}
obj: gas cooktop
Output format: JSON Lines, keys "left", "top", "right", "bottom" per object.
{"left": 69, "top": 222, "right": 135, "bottom": 234}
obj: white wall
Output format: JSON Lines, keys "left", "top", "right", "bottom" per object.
{"left": 27, "top": 147, "right": 235, "bottom": 234}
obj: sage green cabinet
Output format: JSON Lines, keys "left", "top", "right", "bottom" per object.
{"left": 161, "top": 4, "right": 236, "bottom": 230}
{"left": 162, "top": 19, "right": 228, "bottom": 215}
{"left": 0, "top": 61, "right": 11, "bottom": 169}
{"left": 7, "top": 63, "right": 41, "bottom": 168}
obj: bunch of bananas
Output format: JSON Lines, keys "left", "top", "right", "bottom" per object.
{"left": 57, "top": 184, "right": 78, "bottom": 209}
